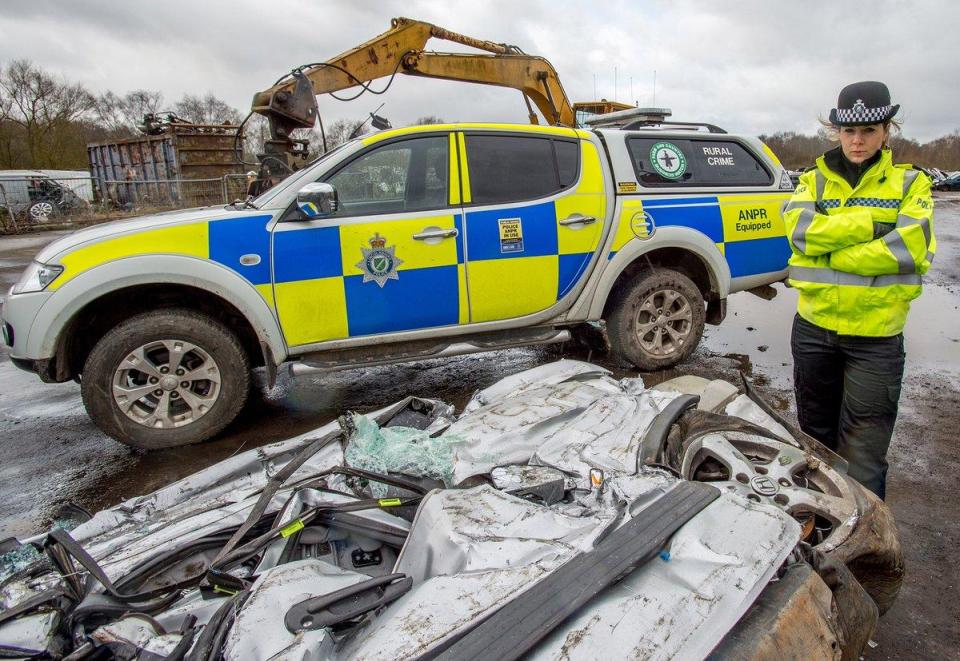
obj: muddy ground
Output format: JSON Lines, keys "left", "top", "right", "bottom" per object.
{"left": 1, "top": 196, "right": 958, "bottom": 657}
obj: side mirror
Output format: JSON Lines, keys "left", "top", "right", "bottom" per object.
{"left": 296, "top": 182, "right": 338, "bottom": 220}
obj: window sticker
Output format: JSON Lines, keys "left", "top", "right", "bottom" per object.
{"left": 498, "top": 218, "right": 524, "bottom": 253}
{"left": 650, "top": 142, "right": 687, "bottom": 179}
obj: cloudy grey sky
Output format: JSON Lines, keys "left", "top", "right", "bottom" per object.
{"left": 0, "top": 0, "right": 955, "bottom": 141}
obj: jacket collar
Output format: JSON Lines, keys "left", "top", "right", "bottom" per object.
{"left": 817, "top": 147, "right": 893, "bottom": 194}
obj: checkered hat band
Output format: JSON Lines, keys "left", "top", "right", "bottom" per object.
{"left": 834, "top": 104, "right": 892, "bottom": 123}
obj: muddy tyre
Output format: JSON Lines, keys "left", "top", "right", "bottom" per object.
{"left": 828, "top": 477, "right": 904, "bottom": 615}
{"left": 81, "top": 309, "right": 250, "bottom": 450}
{"left": 606, "top": 268, "right": 705, "bottom": 371}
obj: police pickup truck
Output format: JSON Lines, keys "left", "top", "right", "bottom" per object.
{"left": 2, "top": 111, "right": 794, "bottom": 448}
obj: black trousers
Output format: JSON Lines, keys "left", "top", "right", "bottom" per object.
{"left": 791, "top": 314, "right": 905, "bottom": 499}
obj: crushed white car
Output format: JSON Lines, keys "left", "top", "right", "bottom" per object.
{"left": 0, "top": 361, "right": 901, "bottom": 659}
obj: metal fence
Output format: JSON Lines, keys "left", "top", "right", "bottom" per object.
{"left": 0, "top": 173, "right": 268, "bottom": 233}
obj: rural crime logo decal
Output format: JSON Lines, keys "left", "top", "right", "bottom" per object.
{"left": 650, "top": 142, "right": 687, "bottom": 180}
{"left": 357, "top": 232, "right": 403, "bottom": 287}
{"left": 498, "top": 217, "right": 524, "bottom": 253}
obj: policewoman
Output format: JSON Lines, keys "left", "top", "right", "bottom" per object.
{"left": 783, "top": 81, "right": 935, "bottom": 499}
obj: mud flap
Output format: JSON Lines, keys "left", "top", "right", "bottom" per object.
{"left": 420, "top": 481, "right": 720, "bottom": 661}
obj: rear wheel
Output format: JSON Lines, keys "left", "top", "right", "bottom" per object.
{"left": 606, "top": 268, "right": 705, "bottom": 370}
{"left": 81, "top": 309, "right": 250, "bottom": 449}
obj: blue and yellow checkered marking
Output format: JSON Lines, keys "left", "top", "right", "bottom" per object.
{"left": 268, "top": 213, "right": 467, "bottom": 345}
{"left": 463, "top": 139, "right": 607, "bottom": 322}
{"left": 208, "top": 215, "right": 273, "bottom": 285}
{"left": 607, "top": 195, "right": 792, "bottom": 278}
{"left": 642, "top": 197, "right": 725, "bottom": 243}
{"left": 344, "top": 265, "right": 460, "bottom": 336}
{"left": 465, "top": 202, "right": 558, "bottom": 261}
{"left": 273, "top": 226, "right": 342, "bottom": 282}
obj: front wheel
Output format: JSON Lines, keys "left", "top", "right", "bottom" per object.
{"left": 606, "top": 268, "right": 705, "bottom": 371}
{"left": 81, "top": 309, "right": 250, "bottom": 449}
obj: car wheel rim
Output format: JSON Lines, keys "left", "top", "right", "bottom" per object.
{"left": 680, "top": 434, "right": 858, "bottom": 550}
{"left": 111, "top": 340, "right": 222, "bottom": 429}
{"left": 634, "top": 288, "right": 693, "bottom": 357}
{"left": 30, "top": 202, "right": 54, "bottom": 220}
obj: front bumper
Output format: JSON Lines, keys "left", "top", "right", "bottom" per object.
{"left": 1, "top": 290, "right": 53, "bottom": 370}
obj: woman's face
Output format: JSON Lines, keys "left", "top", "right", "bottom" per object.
{"left": 839, "top": 124, "right": 888, "bottom": 163}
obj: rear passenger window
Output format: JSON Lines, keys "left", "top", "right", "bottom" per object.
{"left": 627, "top": 138, "right": 772, "bottom": 187}
{"left": 465, "top": 135, "right": 580, "bottom": 205}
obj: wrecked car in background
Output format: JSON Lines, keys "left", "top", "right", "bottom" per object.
{"left": 0, "top": 361, "right": 901, "bottom": 659}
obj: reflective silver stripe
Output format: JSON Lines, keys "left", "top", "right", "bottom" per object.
{"left": 814, "top": 171, "right": 826, "bottom": 203}
{"left": 785, "top": 201, "right": 816, "bottom": 253}
{"left": 927, "top": 251, "right": 936, "bottom": 264}
{"left": 882, "top": 231, "right": 916, "bottom": 274}
{"left": 784, "top": 200, "right": 816, "bottom": 212}
{"left": 789, "top": 265, "right": 922, "bottom": 287}
{"left": 896, "top": 213, "right": 932, "bottom": 246}
{"left": 901, "top": 169, "right": 921, "bottom": 198}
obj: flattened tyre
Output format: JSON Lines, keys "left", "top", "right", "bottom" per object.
{"left": 81, "top": 309, "right": 250, "bottom": 449}
{"left": 607, "top": 268, "right": 705, "bottom": 370}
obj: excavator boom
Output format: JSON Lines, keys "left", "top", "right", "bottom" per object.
{"left": 251, "top": 17, "right": 575, "bottom": 173}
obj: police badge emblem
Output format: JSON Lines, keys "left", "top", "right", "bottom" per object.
{"left": 357, "top": 233, "right": 403, "bottom": 287}
{"left": 852, "top": 99, "right": 866, "bottom": 118}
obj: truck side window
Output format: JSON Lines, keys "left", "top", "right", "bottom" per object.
{"left": 325, "top": 136, "right": 448, "bottom": 216}
{"left": 466, "top": 135, "right": 577, "bottom": 204}
{"left": 627, "top": 138, "right": 772, "bottom": 187}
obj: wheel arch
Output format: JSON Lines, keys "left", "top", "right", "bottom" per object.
{"left": 589, "top": 228, "right": 731, "bottom": 320}
{"left": 28, "top": 255, "right": 286, "bottom": 381}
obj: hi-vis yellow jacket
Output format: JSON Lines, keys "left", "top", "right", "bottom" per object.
{"left": 783, "top": 149, "right": 935, "bottom": 336}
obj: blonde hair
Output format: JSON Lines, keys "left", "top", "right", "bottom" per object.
{"left": 818, "top": 116, "right": 902, "bottom": 146}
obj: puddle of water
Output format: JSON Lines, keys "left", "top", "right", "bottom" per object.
{"left": 701, "top": 284, "right": 797, "bottom": 387}
{"left": 703, "top": 280, "right": 960, "bottom": 387}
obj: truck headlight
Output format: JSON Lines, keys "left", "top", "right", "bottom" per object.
{"left": 11, "top": 261, "right": 64, "bottom": 294}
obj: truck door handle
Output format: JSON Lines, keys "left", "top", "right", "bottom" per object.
{"left": 412, "top": 227, "right": 459, "bottom": 241}
{"left": 559, "top": 214, "right": 597, "bottom": 226}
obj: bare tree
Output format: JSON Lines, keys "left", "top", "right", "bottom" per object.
{"left": 320, "top": 118, "right": 369, "bottom": 152}
{"left": 94, "top": 90, "right": 164, "bottom": 136}
{"left": 173, "top": 93, "right": 242, "bottom": 125}
{"left": 0, "top": 59, "right": 96, "bottom": 167}
{"left": 415, "top": 115, "right": 445, "bottom": 125}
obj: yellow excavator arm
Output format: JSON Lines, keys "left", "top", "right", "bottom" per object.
{"left": 251, "top": 17, "right": 576, "bottom": 172}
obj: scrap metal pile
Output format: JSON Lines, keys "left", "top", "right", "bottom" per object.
{"left": 0, "top": 361, "right": 901, "bottom": 659}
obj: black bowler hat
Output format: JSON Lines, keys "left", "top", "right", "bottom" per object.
{"left": 829, "top": 81, "right": 900, "bottom": 126}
